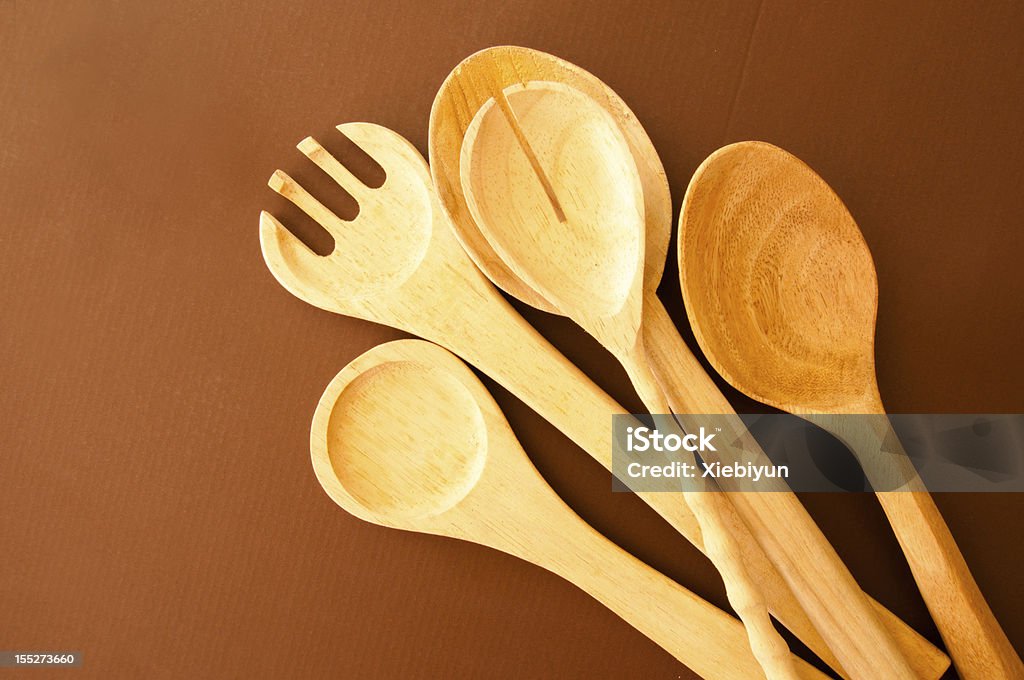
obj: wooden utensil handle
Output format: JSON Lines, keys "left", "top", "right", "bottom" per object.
{"left": 511, "top": 482, "right": 828, "bottom": 680}
{"left": 878, "top": 489, "right": 1024, "bottom": 679}
{"left": 641, "top": 297, "right": 922, "bottom": 680}
{"left": 412, "top": 270, "right": 946, "bottom": 678}
{"left": 644, "top": 301, "right": 952, "bottom": 679}
{"left": 640, "top": 472, "right": 951, "bottom": 680}
{"left": 682, "top": 488, "right": 801, "bottom": 679}
{"left": 620, "top": 348, "right": 800, "bottom": 680}
{"left": 832, "top": 413, "right": 1024, "bottom": 679}
{"left": 417, "top": 271, "right": 812, "bottom": 675}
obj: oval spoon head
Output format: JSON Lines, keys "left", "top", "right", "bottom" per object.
{"left": 429, "top": 45, "right": 671, "bottom": 312}
{"left": 678, "top": 142, "right": 880, "bottom": 413}
{"left": 460, "top": 81, "right": 646, "bottom": 332}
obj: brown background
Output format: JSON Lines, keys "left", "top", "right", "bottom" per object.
{"left": 2, "top": 1, "right": 1023, "bottom": 678}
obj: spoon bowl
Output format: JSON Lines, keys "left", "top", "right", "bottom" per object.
{"left": 429, "top": 45, "right": 671, "bottom": 313}
{"left": 461, "top": 81, "right": 645, "bottom": 326}
{"left": 311, "top": 340, "right": 505, "bottom": 537}
{"left": 679, "top": 141, "right": 879, "bottom": 413}
{"left": 325, "top": 360, "right": 486, "bottom": 522}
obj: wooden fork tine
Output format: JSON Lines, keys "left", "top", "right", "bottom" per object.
{"left": 257, "top": 210, "right": 337, "bottom": 308}
{"left": 297, "top": 137, "right": 373, "bottom": 204}
{"left": 338, "top": 123, "right": 432, "bottom": 184}
{"left": 267, "top": 169, "right": 348, "bottom": 240}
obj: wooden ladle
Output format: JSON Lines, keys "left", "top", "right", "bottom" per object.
{"left": 678, "top": 141, "right": 1024, "bottom": 680}
{"left": 310, "top": 339, "right": 828, "bottom": 680}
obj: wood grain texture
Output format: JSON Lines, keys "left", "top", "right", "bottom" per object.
{"left": 310, "top": 339, "right": 831, "bottom": 679}
{"left": 644, "top": 298, "right": 951, "bottom": 680}
{"left": 678, "top": 141, "right": 1023, "bottom": 679}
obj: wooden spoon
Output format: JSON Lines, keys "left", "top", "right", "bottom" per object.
{"left": 460, "top": 81, "right": 803, "bottom": 679}
{"left": 310, "top": 339, "right": 828, "bottom": 680}
{"left": 428, "top": 47, "right": 948, "bottom": 680}
{"left": 457, "top": 79, "right": 920, "bottom": 679}
{"left": 678, "top": 140, "right": 1024, "bottom": 680}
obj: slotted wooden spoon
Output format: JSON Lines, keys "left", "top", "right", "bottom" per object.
{"left": 678, "top": 140, "right": 1024, "bottom": 680}
{"left": 459, "top": 80, "right": 806, "bottom": 679}
{"left": 454, "top": 77, "right": 917, "bottom": 679}
{"left": 430, "top": 47, "right": 947, "bottom": 680}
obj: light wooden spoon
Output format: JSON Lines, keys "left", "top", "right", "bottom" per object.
{"left": 459, "top": 82, "right": 804, "bottom": 680}
{"left": 310, "top": 339, "right": 828, "bottom": 680}
{"left": 678, "top": 140, "right": 1024, "bottom": 680}
{"left": 456, "top": 79, "right": 919, "bottom": 679}
{"left": 428, "top": 47, "right": 948, "bottom": 680}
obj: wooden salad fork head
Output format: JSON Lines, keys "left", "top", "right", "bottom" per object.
{"left": 260, "top": 123, "right": 437, "bottom": 317}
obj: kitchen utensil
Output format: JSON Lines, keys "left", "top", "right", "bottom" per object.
{"left": 457, "top": 79, "right": 797, "bottom": 679}
{"left": 428, "top": 45, "right": 948, "bottom": 680}
{"left": 428, "top": 49, "right": 671, "bottom": 314}
{"left": 261, "top": 124, "right": 702, "bottom": 560}
{"left": 677, "top": 140, "right": 1024, "bottom": 680}
{"left": 259, "top": 121, "right": 945, "bottom": 678}
{"left": 311, "top": 339, "right": 829, "bottom": 679}
{"left": 447, "top": 70, "right": 917, "bottom": 677}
